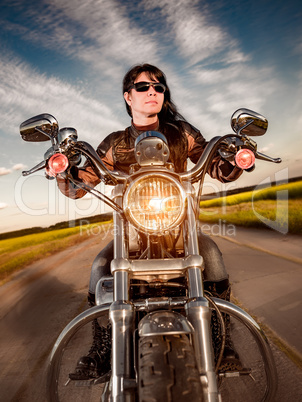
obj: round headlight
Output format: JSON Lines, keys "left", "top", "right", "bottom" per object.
{"left": 124, "top": 174, "right": 186, "bottom": 233}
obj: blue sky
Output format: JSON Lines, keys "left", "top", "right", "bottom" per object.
{"left": 0, "top": 0, "right": 301, "bottom": 233}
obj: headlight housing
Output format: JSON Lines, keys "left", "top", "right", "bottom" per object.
{"left": 123, "top": 173, "right": 186, "bottom": 234}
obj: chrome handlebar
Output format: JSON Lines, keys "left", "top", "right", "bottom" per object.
{"left": 179, "top": 136, "right": 222, "bottom": 182}
{"left": 73, "top": 137, "right": 224, "bottom": 184}
{"left": 22, "top": 135, "right": 282, "bottom": 181}
{"left": 72, "top": 141, "right": 128, "bottom": 185}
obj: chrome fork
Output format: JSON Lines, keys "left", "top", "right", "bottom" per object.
{"left": 110, "top": 185, "right": 135, "bottom": 401}
{"left": 185, "top": 195, "right": 221, "bottom": 402}
{"left": 109, "top": 187, "right": 220, "bottom": 401}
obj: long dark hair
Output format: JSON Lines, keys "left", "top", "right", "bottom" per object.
{"left": 123, "top": 64, "right": 188, "bottom": 172}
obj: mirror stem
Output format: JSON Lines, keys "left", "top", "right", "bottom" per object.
{"left": 237, "top": 119, "right": 253, "bottom": 136}
{"left": 35, "top": 128, "right": 58, "bottom": 150}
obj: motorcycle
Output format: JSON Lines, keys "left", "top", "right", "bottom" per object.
{"left": 20, "top": 109, "right": 281, "bottom": 401}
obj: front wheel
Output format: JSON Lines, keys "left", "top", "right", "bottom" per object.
{"left": 138, "top": 334, "right": 203, "bottom": 402}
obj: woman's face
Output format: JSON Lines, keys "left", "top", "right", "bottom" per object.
{"left": 124, "top": 72, "right": 164, "bottom": 123}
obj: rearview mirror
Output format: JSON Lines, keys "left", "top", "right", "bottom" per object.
{"left": 231, "top": 108, "right": 268, "bottom": 136}
{"left": 20, "top": 114, "right": 58, "bottom": 142}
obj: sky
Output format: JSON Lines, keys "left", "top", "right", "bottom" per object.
{"left": 0, "top": 0, "right": 301, "bottom": 234}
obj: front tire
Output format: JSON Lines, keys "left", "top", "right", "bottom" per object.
{"left": 138, "top": 334, "right": 203, "bottom": 402}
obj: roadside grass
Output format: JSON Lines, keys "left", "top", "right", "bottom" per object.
{"left": 199, "top": 181, "right": 302, "bottom": 208}
{"left": 199, "top": 181, "right": 302, "bottom": 234}
{"left": 0, "top": 221, "right": 112, "bottom": 285}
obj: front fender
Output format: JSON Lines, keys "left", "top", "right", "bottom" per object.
{"left": 138, "top": 310, "right": 194, "bottom": 337}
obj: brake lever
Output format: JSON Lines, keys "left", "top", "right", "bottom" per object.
{"left": 22, "top": 160, "right": 46, "bottom": 176}
{"left": 255, "top": 151, "right": 282, "bottom": 164}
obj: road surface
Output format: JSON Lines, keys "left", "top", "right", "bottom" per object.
{"left": 0, "top": 227, "right": 301, "bottom": 401}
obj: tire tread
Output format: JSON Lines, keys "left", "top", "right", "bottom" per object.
{"left": 138, "top": 335, "right": 203, "bottom": 402}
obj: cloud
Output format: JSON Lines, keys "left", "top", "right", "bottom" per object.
{"left": 0, "top": 167, "right": 11, "bottom": 176}
{"left": 221, "top": 49, "right": 251, "bottom": 65}
{"left": 0, "top": 52, "right": 123, "bottom": 145}
{"left": 52, "top": 0, "right": 159, "bottom": 66}
{"left": 169, "top": 61, "right": 278, "bottom": 136}
{"left": 2, "top": 0, "right": 249, "bottom": 77}
{"left": 206, "top": 72, "right": 276, "bottom": 117}
{"left": 137, "top": 0, "right": 279, "bottom": 133}
{"left": 258, "top": 143, "right": 275, "bottom": 153}
{"left": 0, "top": 164, "right": 26, "bottom": 176}
{"left": 13, "top": 163, "right": 27, "bottom": 171}
{"left": 142, "top": 0, "right": 234, "bottom": 66}
{"left": 192, "top": 64, "right": 251, "bottom": 85}
{"left": 2, "top": 0, "right": 160, "bottom": 79}
{"left": 0, "top": 0, "right": 281, "bottom": 146}
{"left": 293, "top": 36, "right": 302, "bottom": 55}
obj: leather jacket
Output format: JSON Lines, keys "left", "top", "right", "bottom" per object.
{"left": 57, "top": 120, "right": 242, "bottom": 199}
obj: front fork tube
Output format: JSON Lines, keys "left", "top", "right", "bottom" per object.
{"left": 186, "top": 291, "right": 220, "bottom": 402}
{"left": 186, "top": 267, "right": 220, "bottom": 402}
{"left": 185, "top": 195, "right": 220, "bottom": 402}
{"left": 110, "top": 269, "right": 135, "bottom": 401}
{"left": 110, "top": 298, "right": 134, "bottom": 402}
{"left": 110, "top": 186, "right": 135, "bottom": 401}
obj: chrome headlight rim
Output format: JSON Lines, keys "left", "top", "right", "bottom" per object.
{"left": 123, "top": 173, "right": 187, "bottom": 234}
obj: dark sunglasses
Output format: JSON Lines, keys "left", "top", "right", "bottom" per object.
{"left": 129, "top": 81, "right": 166, "bottom": 94}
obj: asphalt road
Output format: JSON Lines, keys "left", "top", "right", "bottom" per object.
{"left": 0, "top": 227, "right": 301, "bottom": 401}
{"left": 211, "top": 226, "right": 302, "bottom": 357}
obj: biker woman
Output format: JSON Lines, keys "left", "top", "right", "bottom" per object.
{"left": 54, "top": 63, "right": 244, "bottom": 381}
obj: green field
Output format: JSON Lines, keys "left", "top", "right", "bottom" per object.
{"left": 0, "top": 221, "right": 112, "bottom": 285}
{"left": 199, "top": 181, "right": 302, "bottom": 234}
